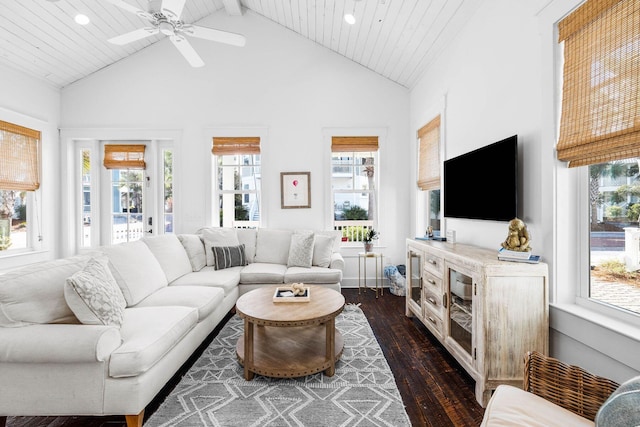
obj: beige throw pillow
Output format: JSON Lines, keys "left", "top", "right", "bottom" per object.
{"left": 287, "top": 232, "right": 315, "bottom": 268}
{"left": 64, "top": 257, "right": 127, "bottom": 327}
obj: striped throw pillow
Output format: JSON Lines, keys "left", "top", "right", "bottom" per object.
{"left": 212, "top": 244, "right": 247, "bottom": 270}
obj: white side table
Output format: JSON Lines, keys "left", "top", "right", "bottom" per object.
{"left": 358, "top": 252, "right": 384, "bottom": 298}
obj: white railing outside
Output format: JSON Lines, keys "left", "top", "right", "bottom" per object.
{"left": 334, "top": 220, "right": 375, "bottom": 243}
{"left": 112, "top": 222, "right": 145, "bottom": 244}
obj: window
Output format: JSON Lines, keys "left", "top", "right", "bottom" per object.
{"left": 331, "top": 136, "right": 378, "bottom": 243}
{"left": 80, "top": 147, "right": 93, "bottom": 247}
{"left": 417, "top": 116, "right": 442, "bottom": 234}
{"left": 557, "top": 0, "right": 640, "bottom": 318}
{"left": 104, "top": 144, "right": 146, "bottom": 244}
{"left": 588, "top": 159, "right": 640, "bottom": 315}
{"left": 0, "top": 120, "right": 41, "bottom": 253}
{"left": 213, "top": 137, "right": 261, "bottom": 228}
{"left": 162, "top": 148, "right": 174, "bottom": 233}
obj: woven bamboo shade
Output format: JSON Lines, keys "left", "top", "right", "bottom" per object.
{"left": 212, "top": 137, "right": 260, "bottom": 155}
{"left": 556, "top": 0, "right": 640, "bottom": 167}
{"left": 331, "top": 136, "right": 378, "bottom": 152}
{"left": 0, "top": 120, "right": 41, "bottom": 191}
{"left": 417, "top": 115, "right": 441, "bottom": 191}
{"left": 103, "top": 144, "right": 146, "bottom": 169}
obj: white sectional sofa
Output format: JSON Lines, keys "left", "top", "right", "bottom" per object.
{"left": 0, "top": 227, "right": 343, "bottom": 427}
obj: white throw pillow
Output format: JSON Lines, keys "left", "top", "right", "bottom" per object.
{"left": 178, "top": 234, "right": 207, "bottom": 271}
{"left": 287, "top": 232, "right": 315, "bottom": 268}
{"left": 201, "top": 228, "right": 240, "bottom": 266}
{"left": 312, "top": 234, "right": 335, "bottom": 267}
{"left": 64, "top": 257, "right": 127, "bottom": 327}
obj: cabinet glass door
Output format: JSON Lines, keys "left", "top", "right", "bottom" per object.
{"left": 408, "top": 250, "right": 422, "bottom": 309}
{"left": 448, "top": 269, "right": 472, "bottom": 355}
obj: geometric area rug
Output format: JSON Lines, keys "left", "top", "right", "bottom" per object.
{"left": 146, "top": 304, "right": 412, "bottom": 427}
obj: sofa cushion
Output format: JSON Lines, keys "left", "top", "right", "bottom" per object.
{"left": 101, "top": 240, "right": 168, "bottom": 306}
{"left": 142, "top": 234, "right": 193, "bottom": 282}
{"left": 0, "top": 255, "right": 90, "bottom": 327}
{"left": 312, "top": 234, "right": 336, "bottom": 267}
{"left": 240, "top": 263, "right": 287, "bottom": 284}
{"left": 133, "top": 286, "right": 224, "bottom": 322}
{"left": 254, "top": 229, "right": 292, "bottom": 265}
{"left": 201, "top": 228, "right": 239, "bottom": 266}
{"left": 212, "top": 244, "right": 248, "bottom": 270}
{"left": 236, "top": 228, "right": 257, "bottom": 263}
{"left": 170, "top": 266, "right": 242, "bottom": 296}
{"left": 285, "top": 267, "right": 343, "bottom": 284}
{"left": 64, "top": 257, "right": 127, "bottom": 327}
{"left": 109, "top": 306, "right": 198, "bottom": 378}
{"left": 287, "top": 232, "right": 315, "bottom": 268}
{"left": 480, "top": 385, "right": 594, "bottom": 427}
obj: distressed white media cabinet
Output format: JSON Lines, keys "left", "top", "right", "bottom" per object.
{"left": 406, "top": 238, "right": 549, "bottom": 407}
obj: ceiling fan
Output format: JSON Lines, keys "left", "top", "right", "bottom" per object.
{"left": 106, "top": 0, "right": 246, "bottom": 67}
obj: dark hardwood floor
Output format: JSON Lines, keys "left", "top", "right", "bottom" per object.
{"left": 5, "top": 287, "right": 484, "bottom": 427}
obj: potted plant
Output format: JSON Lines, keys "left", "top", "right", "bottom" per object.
{"left": 363, "top": 228, "right": 379, "bottom": 252}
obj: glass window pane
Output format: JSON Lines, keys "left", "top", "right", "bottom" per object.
{"left": 589, "top": 159, "right": 640, "bottom": 315}
{"left": 0, "top": 190, "right": 27, "bottom": 251}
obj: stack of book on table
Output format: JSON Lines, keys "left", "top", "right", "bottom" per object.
{"left": 497, "top": 247, "right": 541, "bottom": 264}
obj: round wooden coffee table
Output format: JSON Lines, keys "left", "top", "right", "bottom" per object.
{"left": 235, "top": 285, "right": 345, "bottom": 380}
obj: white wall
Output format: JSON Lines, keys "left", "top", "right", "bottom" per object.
{"left": 0, "top": 63, "right": 61, "bottom": 270}
{"left": 60, "top": 10, "right": 411, "bottom": 284}
{"left": 409, "top": 0, "right": 639, "bottom": 383}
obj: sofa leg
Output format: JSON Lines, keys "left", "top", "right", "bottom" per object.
{"left": 125, "top": 410, "right": 144, "bottom": 427}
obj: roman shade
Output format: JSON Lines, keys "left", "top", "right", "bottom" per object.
{"left": 417, "top": 115, "right": 441, "bottom": 191}
{"left": 103, "top": 144, "right": 146, "bottom": 170}
{"left": 331, "top": 136, "right": 379, "bottom": 152}
{"left": 0, "top": 120, "right": 41, "bottom": 191}
{"left": 212, "top": 137, "right": 260, "bottom": 155}
{"left": 556, "top": 0, "right": 640, "bottom": 167}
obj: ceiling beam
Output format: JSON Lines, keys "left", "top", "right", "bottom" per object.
{"left": 222, "top": 0, "right": 243, "bottom": 16}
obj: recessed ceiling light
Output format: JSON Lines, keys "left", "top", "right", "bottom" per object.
{"left": 344, "top": 13, "right": 356, "bottom": 25}
{"left": 75, "top": 14, "right": 90, "bottom": 25}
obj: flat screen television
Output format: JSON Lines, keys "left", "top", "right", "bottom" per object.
{"left": 443, "top": 135, "right": 518, "bottom": 222}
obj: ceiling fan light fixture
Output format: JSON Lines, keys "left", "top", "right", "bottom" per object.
{"left": 344, "top": 13, "right": 356, "bottom": 25}
{"left": 159, "top": 21, "right": 175, "bottom": 36}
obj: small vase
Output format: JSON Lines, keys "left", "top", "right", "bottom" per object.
{"left": 364, "top": 242, "right": 373, "bottom": 252}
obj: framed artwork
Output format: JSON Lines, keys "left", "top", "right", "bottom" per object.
{"left": 281, "top": 172, "right": 311, "bottom": 209}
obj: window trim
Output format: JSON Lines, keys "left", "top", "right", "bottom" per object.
{"left": 323, "top": 127, "right": 386, "bottom": 247}
{"left": 0, "top": 110, "right": 46, "bottom": 261}
{"left": 206, "top": 127, "right": 268, "bottom": 228}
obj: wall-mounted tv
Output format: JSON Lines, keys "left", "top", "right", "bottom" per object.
{"left": 443, "top": 135, "right": 518, "bottom": 222}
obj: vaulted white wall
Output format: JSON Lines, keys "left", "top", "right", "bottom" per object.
{"left": 60, "top": 10, "right": 411, "bottom": 283}
{"left": 409, "top": 0, "right": 639, "bottom": 383}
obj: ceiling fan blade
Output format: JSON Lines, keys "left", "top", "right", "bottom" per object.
{"left": 170, "top": 34, "right": 204, "bottom": 67}
{"left": 161, "top": 0, "right": 187, "bottom": 20}
{"left": 181, "top": 25, "right": 246, "bottom": 47}
{"left": 108, "top": 27, "right": 159, "bottom": 45}
{"left": 105, "top": 0, "right": 153, "bottom": 20}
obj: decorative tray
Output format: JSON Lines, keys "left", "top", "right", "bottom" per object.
{"left": 273, "top": 286, "right": 310, "bottom": 302}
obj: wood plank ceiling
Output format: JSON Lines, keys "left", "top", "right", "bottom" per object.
{"left": 0, "top": 0, "right": 479, "bottom": 89}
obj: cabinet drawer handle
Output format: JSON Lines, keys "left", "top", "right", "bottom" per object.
{"left": 427, "top": 316, "right": 437, "bottom": 325}
{"left": 428, "top": 259, "right": 437, "bottom": 265}
{"left": 427, "top": 278, "right": 436, "bottom": 285}
{"left": 427, "top": 297, "right": 437, "bottom": 306}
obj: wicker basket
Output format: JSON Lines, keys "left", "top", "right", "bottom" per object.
{"left": 523, "top": 351, "right": 620, "bottom": 421}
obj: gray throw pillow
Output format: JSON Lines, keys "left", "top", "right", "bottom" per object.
{"left": 287, "top": 232, "right": 315, "bottom": 268}
{"left": 212, "top": 244, "right": 248, "bottom": 270}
